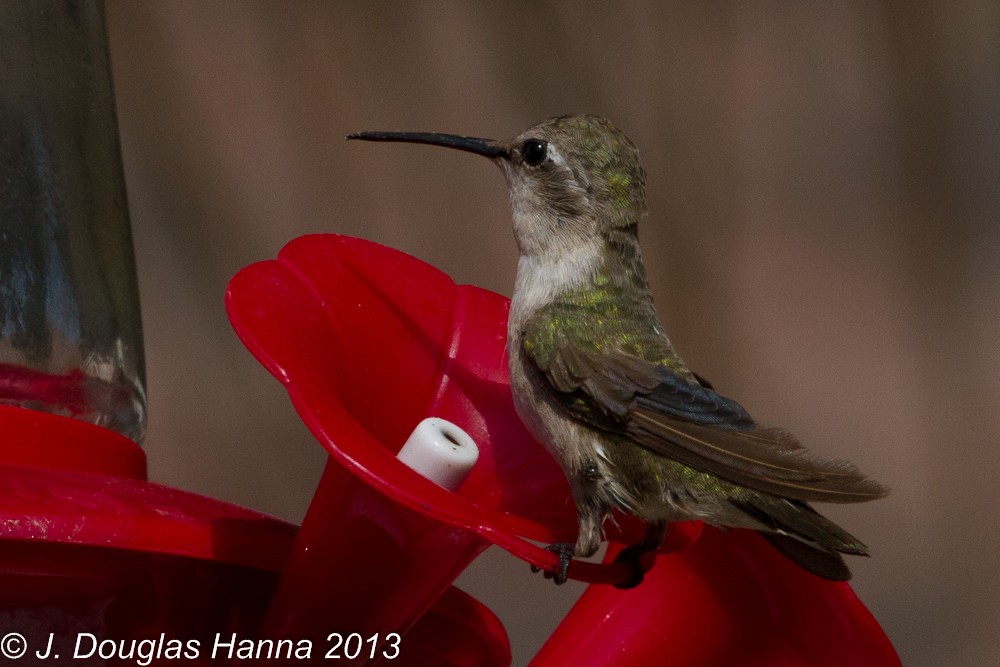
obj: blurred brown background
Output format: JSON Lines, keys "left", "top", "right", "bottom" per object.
{"left": 104, "top": 2, "right": 998, "bottom": 665}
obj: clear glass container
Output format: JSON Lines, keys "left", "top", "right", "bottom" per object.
{"left": 0, "top": 1, "right": 147, "bottom": 443}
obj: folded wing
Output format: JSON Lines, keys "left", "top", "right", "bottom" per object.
{"left": 521, "top": 310, "right": 888, "bottom": 504}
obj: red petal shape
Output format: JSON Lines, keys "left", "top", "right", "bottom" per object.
{"left": 0, "top": 405, "right": 293, "bottom": 572}
{"left": 226, "top": 234, "right": 652, "bottom": 585}
{"left": 400, "top": 586, "right": 512, "bottom": 667}
{"left": 531, "top": 529, "right": 900, "bottom": 666}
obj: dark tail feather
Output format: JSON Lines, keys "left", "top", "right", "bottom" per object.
{"left": 760, "top": 532, "right": 853, "bottom": 582}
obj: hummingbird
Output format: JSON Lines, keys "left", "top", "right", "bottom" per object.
{"left": 348, "top": 115, "right": 888, "bottom": 587}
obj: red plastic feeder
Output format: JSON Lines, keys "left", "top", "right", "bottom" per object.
{"left": 225, "top": 234, "right": 661, "bottom": 656}
{"left": 226, "top": 233, "right": 900, "bottom": 666}
{"left": 0, "top": 404, "right": 295, "bottom": 664}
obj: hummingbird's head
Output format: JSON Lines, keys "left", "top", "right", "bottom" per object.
{"left": 496, "top": 115, "right": 647, "bottom": 256}
{"left": 348, "top": 115, "right": 647, "bottom": 257}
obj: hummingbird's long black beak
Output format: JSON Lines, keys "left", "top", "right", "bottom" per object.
{"left": 347, "top": 131, "right": 506, "bottom": 159}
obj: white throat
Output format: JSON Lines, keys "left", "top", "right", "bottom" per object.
{"left": 510, "top": 240, "right": 602, "bottom": 324}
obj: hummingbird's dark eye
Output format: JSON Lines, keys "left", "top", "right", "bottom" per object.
{"left": 521, "top": 139, "right": 547, "bottom": 166}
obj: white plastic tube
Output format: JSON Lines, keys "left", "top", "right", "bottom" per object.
{"left": 396, "top": 417, "right": 479, "bottom": 492}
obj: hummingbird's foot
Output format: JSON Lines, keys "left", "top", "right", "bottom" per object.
{"left": 530, "top": 543, "right": 574, "bottom": 585}
{"left": 612, "top": 520, "right": 667, "bottom": 589}
{"left": 611, "top": 543, "right": 649, "bottom": 589}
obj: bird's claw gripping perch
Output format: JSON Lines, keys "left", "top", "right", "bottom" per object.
{"left": 611, "top": 542, "right": 652, "bottom": 589}
{"left": 611, "top": 520, "right": 666, "bottom": 589}
{"left": 530, "top": 543, "right": 574, "bottom": 585}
